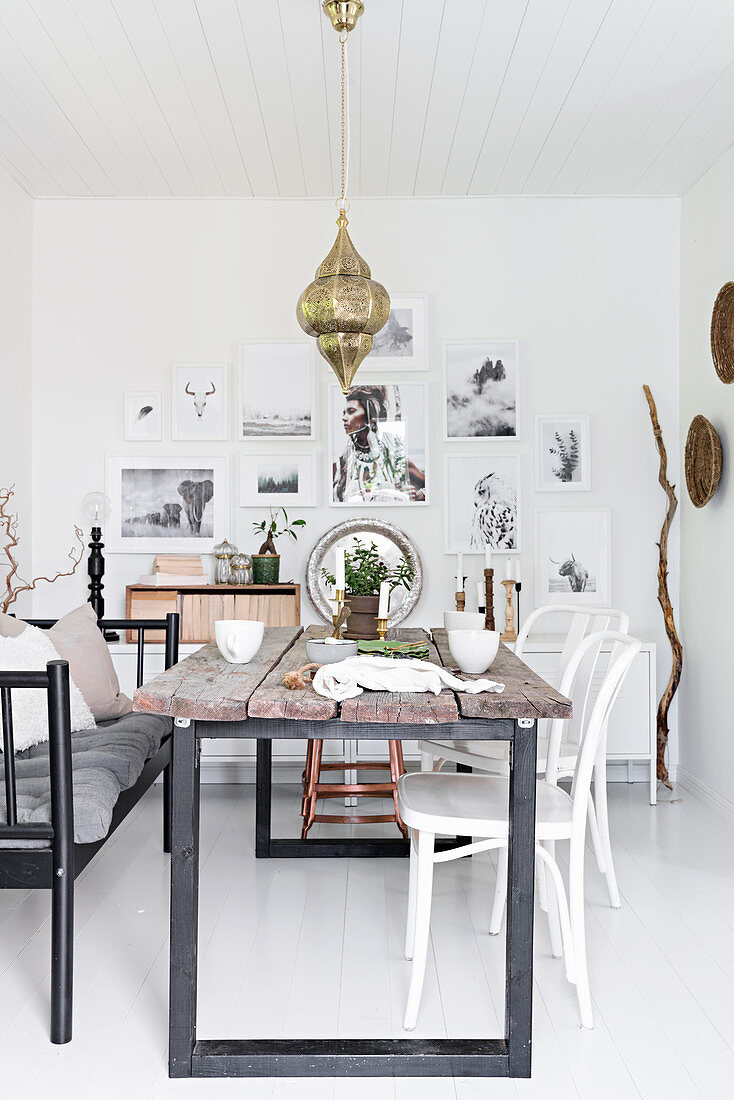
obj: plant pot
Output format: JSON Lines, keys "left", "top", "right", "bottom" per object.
{"left": 251, "top": 554, "right": 280, "bottom": 584}
{"left": 343, "top": 593, "right": 380, "bottom": 640}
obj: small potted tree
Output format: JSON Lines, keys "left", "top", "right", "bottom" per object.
{"left": 251, "top": 507, "right": 306, "bottom": 584}
{"left": 322, "top": 538, "right": 415, "bottom": 639}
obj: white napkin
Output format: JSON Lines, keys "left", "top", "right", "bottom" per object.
{"left": 311, "top": 654, "right": 505, "bottom": 703}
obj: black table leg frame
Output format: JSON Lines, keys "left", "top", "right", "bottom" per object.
{"left": 168, "top": 718, "right": 538, "bottom": 1080}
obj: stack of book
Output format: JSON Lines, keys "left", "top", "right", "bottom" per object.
{"left": 140, "top": 554, "right": 208, "bottom": 586}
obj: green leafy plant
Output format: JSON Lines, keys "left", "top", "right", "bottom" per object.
{"left": 321, "top": 538, "right": 415, "bottom": 596}
{"left": 252, "top": 507, "right": 306, "bottom": 555}
{"left": 549, "top": 429, "right": 579, "bottom": 483}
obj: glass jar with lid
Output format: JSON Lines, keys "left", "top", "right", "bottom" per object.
{"left": 230, "top": 553, "right": 253, "bottom": 586}
{"left": 212, "top": 539, "right": 237, "bottom": 585}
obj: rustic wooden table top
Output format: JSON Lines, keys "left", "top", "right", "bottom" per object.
{"left": 133, "top": 625, "right": 571, "bottom": 725}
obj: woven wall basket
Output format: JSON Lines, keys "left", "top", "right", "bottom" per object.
{"left": 685, "top": 414, "right": 723, "bottom": 508}
{"left": 710, "top": 282, "right": 734, "bottom": 383}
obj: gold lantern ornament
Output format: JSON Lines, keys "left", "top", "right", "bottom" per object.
{"left": 296, "top": 2, "right": 390, "bottom": 395}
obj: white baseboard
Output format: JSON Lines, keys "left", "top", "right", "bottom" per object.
{"left": 676, "top": 766, "right": 734, "bottom": 823}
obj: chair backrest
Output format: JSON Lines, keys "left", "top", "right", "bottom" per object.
{"left": 515, "top": 605, "right": 630, "bottom": 749}
{"left": 545, "top": 631, "right": 640, "bottom": 829}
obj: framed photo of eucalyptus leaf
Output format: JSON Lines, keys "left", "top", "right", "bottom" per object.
{"left": 535, "top": 415, "right": 591, "bottom": 491}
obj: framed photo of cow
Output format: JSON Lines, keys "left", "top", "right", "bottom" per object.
{"left": 533, "top": 508, "right": 611, "bottom": 606}
{"left": 105, "top": 455, "right": 230, "bottom": 553}
{"left": 171, "top": 363, "right": 229, "bottom": 442}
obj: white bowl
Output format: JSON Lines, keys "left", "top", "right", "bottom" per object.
{"left": 447, "top": 629, "right": 501, "bottom": 675}
{"left": 305, "top": 638, "right": 358, "bottom": 664}
{"left": 214, "top": 619, "right": 264, "bottom": 664}
{"left": 443, "top": 611, "right": 486, "bottom": 632}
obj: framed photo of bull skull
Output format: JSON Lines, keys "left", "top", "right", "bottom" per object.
{"left": 105, "top": 455, "right": 230, "bottom": 553}
{"left": 171, "top": 363, "right": 229, "bottom": 442}
{"left": 533, "top": 508, "right": 611, "bottom": 606}
{"left": 444, "top": 453, "right": 520, "bottom": 553}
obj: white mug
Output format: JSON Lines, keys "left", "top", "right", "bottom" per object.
{"left": 214, "top": 619, "right": 264, "bottom": 664}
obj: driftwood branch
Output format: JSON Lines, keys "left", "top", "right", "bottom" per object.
{"left": 643, "top": 386, "right": 682, "bottom": 789}
{"left": 0, "top": 485, "right": 85, "bottom": 614}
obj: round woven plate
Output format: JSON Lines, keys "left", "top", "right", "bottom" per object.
{"left": 685, "top": 415, "right": 723, "bottom": 508}
{"left": 710, "top": 282, "right": 734, "bottom": 383}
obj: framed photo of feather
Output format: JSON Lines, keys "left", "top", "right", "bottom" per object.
{"left": 124, "top": 392, "right": 162, "bottom": 442}
{"left": 535, "top": 415, "right": 591, "bottom": 491}
{"left": 444, "top": 453, "right": 520, "bottom": 554}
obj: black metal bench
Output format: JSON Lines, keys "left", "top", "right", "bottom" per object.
{"left": 0, "top": 613, "right": 179, "bottom": 1045}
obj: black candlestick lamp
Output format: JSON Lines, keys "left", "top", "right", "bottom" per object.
{"left": 80, "top": 492, "right": 118, "bottom": 642}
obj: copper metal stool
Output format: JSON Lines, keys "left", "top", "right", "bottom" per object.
{"left": 300, "top": 739, "right": 408, "bottom": 838}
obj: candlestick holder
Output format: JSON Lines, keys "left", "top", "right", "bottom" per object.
{"left": 376, "top": 617, "right": 388, "bottom": 642}
{"left": 455, "top": 591, "right": 466, "bottom": 612}
{"left": 500, "top": 579, "right": 517, "bottom": 642}
{"left": 515, "top": 581, "right": 522, "bottom": 637}
{"left": 483, "top": 568, "right": 495, "bottom": 631}
{"left": 331, "top": 588, "right": 349, "bottom": 639}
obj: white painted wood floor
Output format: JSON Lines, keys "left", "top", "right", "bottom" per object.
{"left": 1, "top": 779, "right": 732, "bottom": 1100}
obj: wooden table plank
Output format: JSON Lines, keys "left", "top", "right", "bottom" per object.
{"left": 339, "top": 629, "right": 459, "bottom": 725}
{"left": 247, "top": 625, "right": 339, "bottom": 721}
{"left": 431, "top": 628, "right": 572, "bottom": 720}
{"left": 133, "top": 626, "right": 303, "bottom": 721}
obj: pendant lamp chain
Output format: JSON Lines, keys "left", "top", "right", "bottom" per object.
{"left": 339, "top": 30, "right": 349, "bottom": 208}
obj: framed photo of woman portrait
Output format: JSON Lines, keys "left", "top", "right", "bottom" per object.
{"left": 328, "top": 382, "right": 429, "bottom": 506}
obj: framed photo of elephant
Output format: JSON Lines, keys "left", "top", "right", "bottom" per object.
{"left": 105, "top": 455, "right": 230, "bottom": 553}
{"left": 533, "top": 508, "right": 611, "bottom": 606}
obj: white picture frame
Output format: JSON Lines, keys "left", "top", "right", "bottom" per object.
{"left": 535, "top": 414, "right": 591, "bottom": 491}
{"left": 123, "top": 392, "right": 162, "bottom": 442}
{"left": 239, "top": 453, "right": 317, "bottom": 508}
{"left": 533, "top": 508, "right": 611, "bottom": 606}
{"left": 443, "top": 339, "right": 519, "bottom": 441}
{"left": 238, "top": 340, "right": 315, "bottom": 440}
{"left": 171, "top": 363, "right": 229, "bottom": 442}
{"left": 360, "top": 293, "right": 428, "bottom": 371}
{"left": 105, "top": 455, "right": 230, "bottom": 553}
{"left": 444, "top": 453, "right": 520, "bottom": 553}
{"left": 328, "top": 381, "right": 429, "bottom": 506}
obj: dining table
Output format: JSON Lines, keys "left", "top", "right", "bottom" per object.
{"left": 133, "top": 624, "right": 572, "bottom": 1082}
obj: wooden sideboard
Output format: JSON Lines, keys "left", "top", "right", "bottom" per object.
{"left": 125, "top": 583, "right": 300, "bottom": 643}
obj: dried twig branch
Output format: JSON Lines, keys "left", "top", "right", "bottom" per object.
{"left": 643, "top": 386, "right": 682, "bottom": 789}
{"left": 0, "top": 485, "right": 85, "bottom": 613}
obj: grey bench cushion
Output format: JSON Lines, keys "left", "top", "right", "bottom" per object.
{"left": 0, "top": 713, "right": 172, "bottom": 847}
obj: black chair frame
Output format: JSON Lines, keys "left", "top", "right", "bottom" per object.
{"left": 0, "top": 613, "right": 179, "bottom": 1044}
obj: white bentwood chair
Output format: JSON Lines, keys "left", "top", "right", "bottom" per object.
{"left": 399, "top": 631, "right": 641, "bottom": 1031}
{"left": 420, "top": 605, "right": 630, "bottom": 910}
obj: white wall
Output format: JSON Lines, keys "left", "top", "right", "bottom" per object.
{"left": 0, "top": 168, "right": 33, "bottom": 614}
{"left": 679, "top": 150, "right": 734, "bottom": 803}
{"left": 31, "top": 195, "right": 680, "bottom": 760}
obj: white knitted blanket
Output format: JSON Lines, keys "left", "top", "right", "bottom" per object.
{"left": 312, "top": 655, "right": 505, "bottom": 703}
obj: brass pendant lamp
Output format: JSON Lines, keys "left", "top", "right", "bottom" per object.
{"left": 296, "top": 1, "right": 390, "bottom": 395}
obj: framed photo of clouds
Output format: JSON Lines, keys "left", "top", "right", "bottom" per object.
{"left": 124, "top": 392, "right": 162, "bottom": 442}
{"left": 534, "top": 508, "right": 611, "bottom": 606}
{"left": 105, "top": 455, "right": 229, "bottom": 553}
{"left": 360, "top": 293, "right": 428, "bottom": 371}
{"left": 238, "top": 341, "right": 314, "bottom": 440}
{"left": 536, "top": 415, "right": 591, "bottom": 491}
{"left": 171, "top": 363, "right": 229, "bottom": 442}
{"left": 443, "top": 340, "right": 518, "bottom": 440}
{"left": 328, "top": 381, "right": 428, "bottom": 506}
{"left": 239, "top": 453, "right": 316, "bottom": 508}
{"left": 444, "top": 454, "right": 520, "bottom": 553}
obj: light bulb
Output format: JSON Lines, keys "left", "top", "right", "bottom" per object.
{"left": 81, "top": 491, "right": 112, "bottom": 527}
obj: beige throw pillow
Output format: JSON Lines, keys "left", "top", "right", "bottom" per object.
{"left": 0, "top": 612, "right": 27, "bottom": 638}
{"left": 42, "top": 604, "right": 133, "bottom": 722}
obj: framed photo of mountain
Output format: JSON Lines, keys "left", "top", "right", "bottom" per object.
{"left": 443, "top": 340, "right": 519, "bottom": 440}
{"left": 535, "top": 415, "right": 591, "bottom": 491}
{"left": 238, "top": 341, "right": 315, "bottom": 440}
{"left": 360, "top": 294, "right": 428, "bottom": 371}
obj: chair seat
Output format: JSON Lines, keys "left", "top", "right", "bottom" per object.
{"left": 398, "top": 771, "right": 574, "bottom": 841}
{"left": 421, "top": 737, "right": 580, "bottom": 777}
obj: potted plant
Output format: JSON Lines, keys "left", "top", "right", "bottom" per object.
{"left": 322, "top": 538, "right": 415, "bottom": 639}
{"left": 251, "top": 508, "right": 306, "bottom": 584}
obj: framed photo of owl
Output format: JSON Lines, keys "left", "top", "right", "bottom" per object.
{"left": 535, "top": 415, "right": 591, "bottom": 491}
{"left": 443, "top": 340, "right": 519, "bottom": 440}
{"left": 444, "top": 454, "right": 520, "bottom": 553}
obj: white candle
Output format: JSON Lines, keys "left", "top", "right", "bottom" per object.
{"left": 476, "top": 580, "right": 484, "bottom": 609}
{"left": 515, "top": 560, "right": 522, "bottom": 585}
{"left": 335, "top": 547, "right": 346, "bottom": 591}
{"left": 505, "top": 558, "right": 512, "bottom": 581}
{"left": 378, "top": 581, "right": 389, "bottom": 619}
{"left": 455, "top": 552, "right": 463, "bottom": 592}
{"left": 484, "top": 545, "right": 493, "bottom": 571}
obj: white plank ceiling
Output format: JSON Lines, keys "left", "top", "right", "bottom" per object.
{"left": 2, "top": 0, "right": 734, "bottom": 199}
